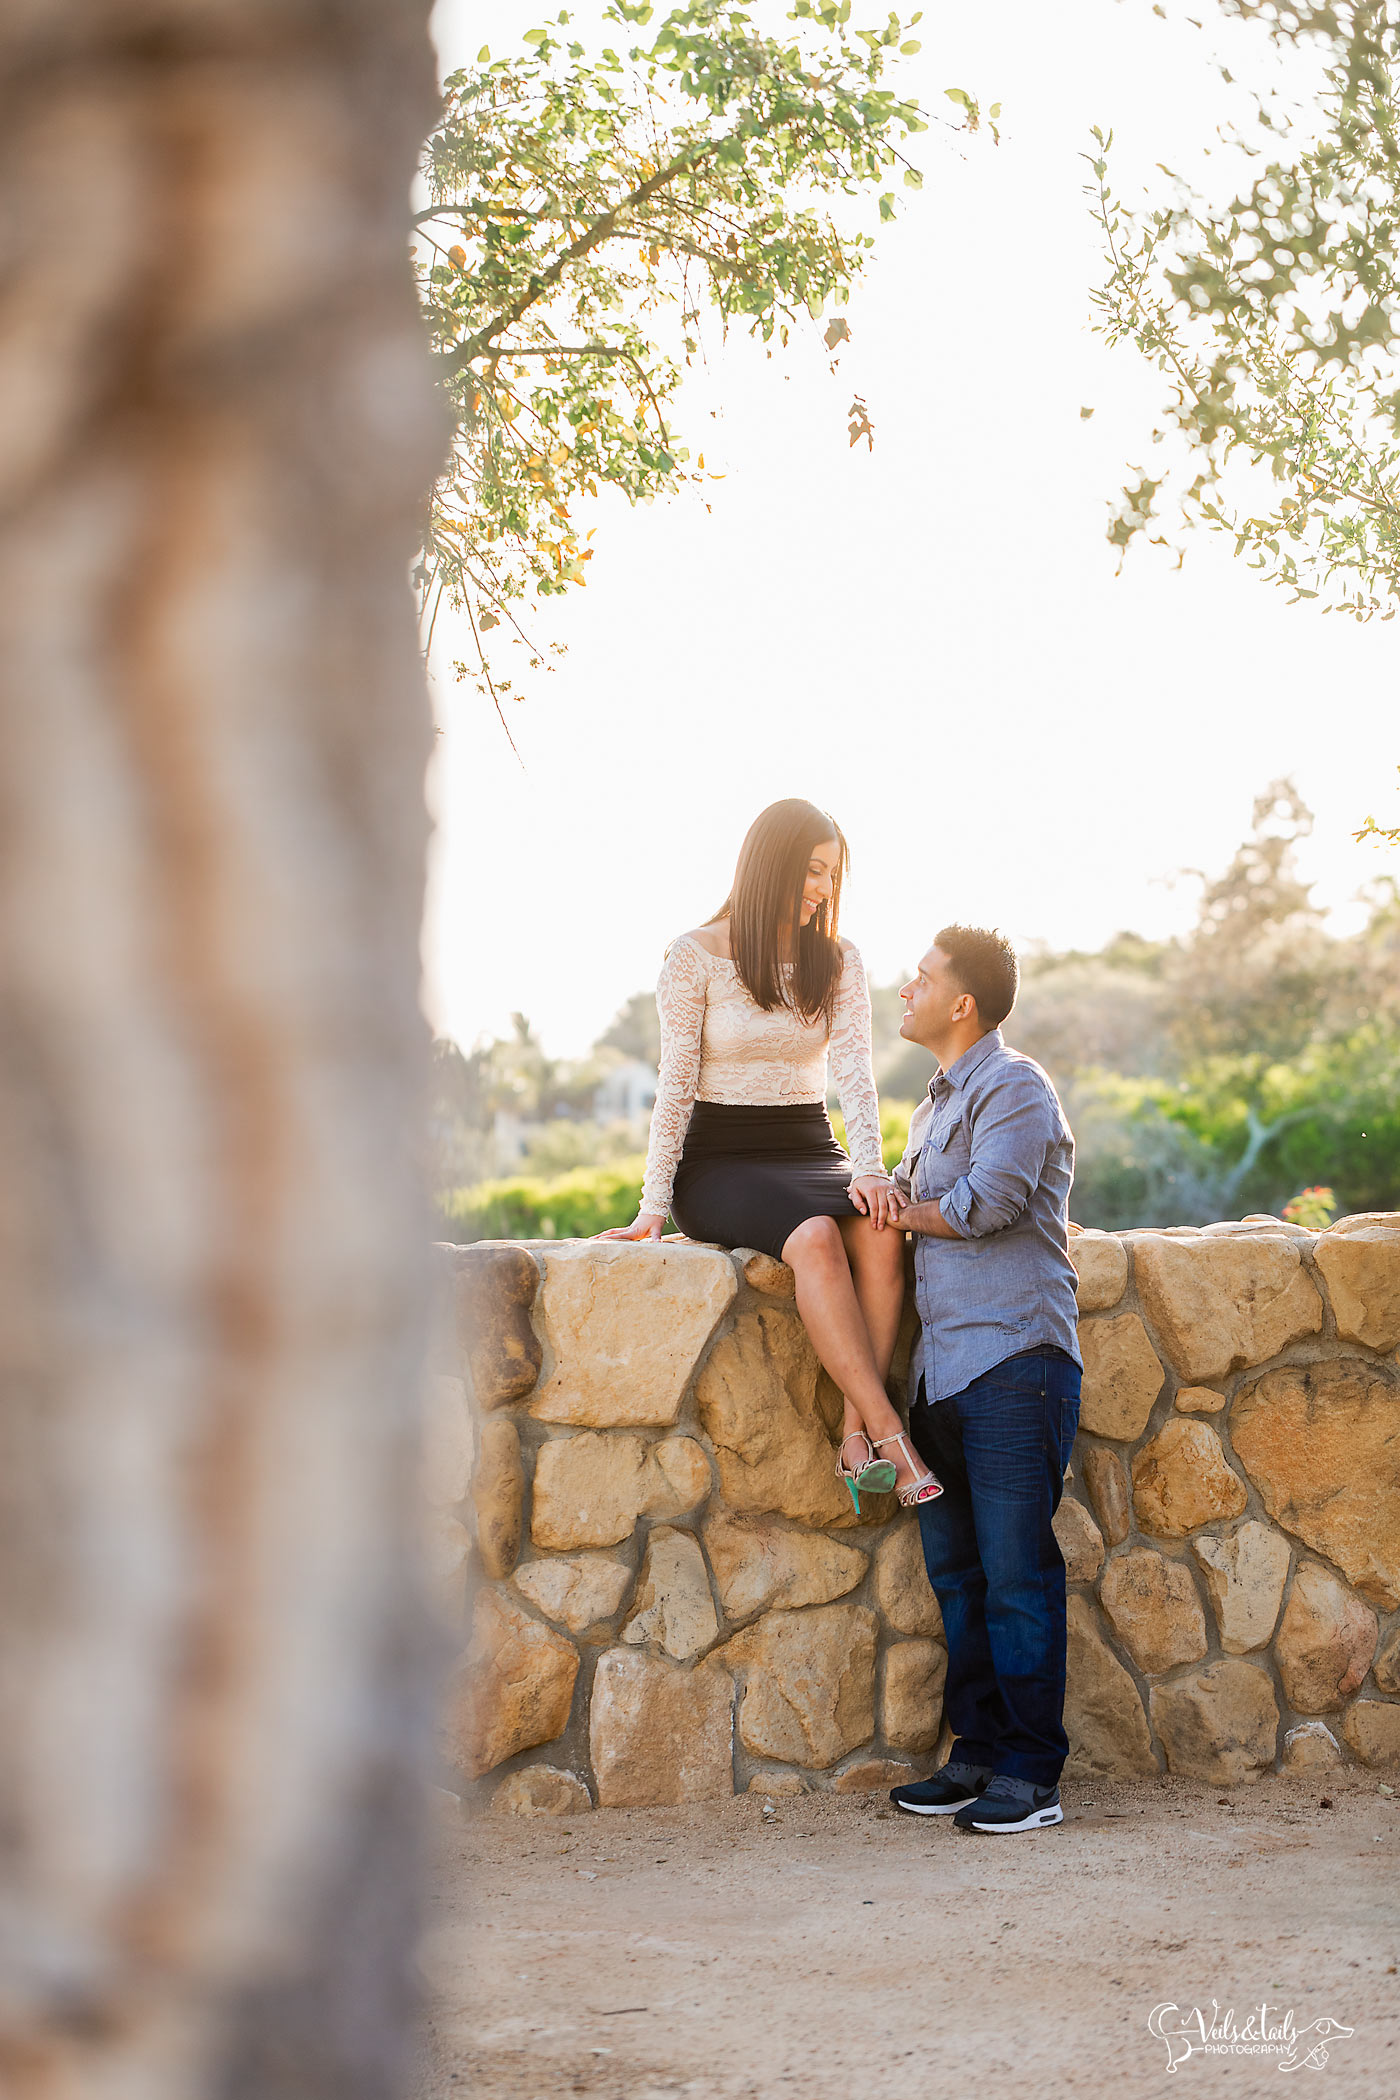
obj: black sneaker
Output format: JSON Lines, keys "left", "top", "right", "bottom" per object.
{"left": 889, "top": 1760, "right": 993, "bottom": 1817}
{"left": 953, "top": 1773, "right": 1063, "bottom": 1833}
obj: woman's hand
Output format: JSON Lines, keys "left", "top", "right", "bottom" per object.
{"left": 848, "top": 1176, "right": 906, "bottom": 1230}
{"left": 595, "top": 1212, "right": 666, "bottom": 1242}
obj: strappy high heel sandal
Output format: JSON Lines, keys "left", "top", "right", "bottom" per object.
{"left": 834, "top": 1429, "right": 898, "bottom": 1513}
{"left": 873, "top": 1432, "right": 944, "bottom": 1508}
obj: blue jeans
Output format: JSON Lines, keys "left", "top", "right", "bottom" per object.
{"left": 911, "top": 1350, "right": 1081, "bottom": 1787}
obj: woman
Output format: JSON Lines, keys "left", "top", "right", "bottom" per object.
{"left": 599, "top": 799, "right": 940, "bottom": 1508}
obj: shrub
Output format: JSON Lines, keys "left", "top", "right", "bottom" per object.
{"left": 438, "top": 1157, "right": 648, "bottom": 1243}
{"left": 1282, "top": 1185, "right": 1338, "bottom": 1231}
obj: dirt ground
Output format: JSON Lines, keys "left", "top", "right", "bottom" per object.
{"left": 414, "top": 1772, "right": 1400, "bottom": 2100}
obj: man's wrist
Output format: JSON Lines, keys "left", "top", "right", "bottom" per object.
{"left": 903, "top": 1198, "right": 961, "bottom": 1239}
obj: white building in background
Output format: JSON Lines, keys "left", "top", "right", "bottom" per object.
{"left": 491, "top": 1107, "right": 529, "bottom": 1167}
{"left": 593, "top": 1059, "right": 657, "bottom": 1125}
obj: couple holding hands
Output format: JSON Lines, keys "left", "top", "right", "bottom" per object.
{"left": 601, "top": 798, "right": 1082, "bottom": 1835}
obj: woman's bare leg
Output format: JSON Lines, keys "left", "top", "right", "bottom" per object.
{"left": 781, "top": 1214, "right": 926, "bottom": 1495}
{"left": 839, "top": 1210, "right": 904, "bottom": 1381}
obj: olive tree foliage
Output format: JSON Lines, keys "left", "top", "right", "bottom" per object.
{"left": 415, "top": 0, "right": 989, "bottom": 717}
{"left": 1087, "top": 0, "right": 1400, "bottom": 840}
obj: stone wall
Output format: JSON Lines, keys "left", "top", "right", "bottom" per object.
{"left": 430, "top": 1217, "right": 1400, "bottom": 1815}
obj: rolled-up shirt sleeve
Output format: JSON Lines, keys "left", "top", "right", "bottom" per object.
{"left": 938, "top": 1071, "right": 1057, "bottom": 1238}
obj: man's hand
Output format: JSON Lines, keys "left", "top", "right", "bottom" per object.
{"left": 849, "top": 1176, "right": 905, "bottom": 1229}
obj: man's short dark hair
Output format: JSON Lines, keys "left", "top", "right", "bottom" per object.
{"left": 935, "top": 924, "right": 1019, "bottom": 1029}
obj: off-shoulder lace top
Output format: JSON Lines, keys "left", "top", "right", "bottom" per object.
{"left": 639, "top": 931, "right": 887, "bottom": 1219}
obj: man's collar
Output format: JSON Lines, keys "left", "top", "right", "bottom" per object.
{"left": 929, "top": 1028, "right": 1004, "bottom": 1099}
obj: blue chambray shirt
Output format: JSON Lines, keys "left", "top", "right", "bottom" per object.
{"left": 891, "top": 1029, "right": 1081, "bottom": 1404}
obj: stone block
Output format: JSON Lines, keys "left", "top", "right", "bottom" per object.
{"left": 1082, "top": 1447, "right": 1131, "bottom": 1547}
{"left": 1176, "top": 1386, "right": 1226, "bottom": 1415}
{"left": 1192, "top": 1522, "right": 1291, "bottom": 1654}
{"left": 529, "top": 1241, "right": 736, "bottom": 1427}
{"left": 449, "top": 1588, "right": 579, "bottom": 1779}
{"left": 702, "top": 1512, "right": 867, "bottom": 1622}
{"left": 424, "top": 1374, "right": 473, "bottom": 1506}
{"left": 1314, "top": 1221, "right": 1400, "bottom": 1352}
{"left": 880, "top": 1638, "right": 946, "bottom": 1753}
{"left": 450, "top": 1243, "right": 542, "bottom": 1407}
{"left": 531, "top": 1433, "right": 710, "bottom": 1551}
{"left": 1100, "top": 1548, "right": 1208, "bottom": 1675}
{"left": 1132, "top": 1233, "right": 1322, "bottom": 1383}
{"left": 747, "top": 1770, "right": 810, "bottom": 1796}
{"left": 1071, "top": 1231, "right": 1128, "bottom": 1312}
{"left": 1374, "top": 1627, "right": 1400, "bottom": 1696}
{"left": 1053, "top": 1496, "right": 1105, "bottom": 1582}
{"left": 1150, "top": 1661, "right": 1280, "bottom": 1785}
{"left": 741, "top": 1249, "right": 796, "bottom": 1298}
{"left": 1078, "top": 1314, "right": 1165, "bottom": 1441}
{"left": 831, "top": 1758, "right": 928, "bottom": 1793}
{"left": 1340, "top": 1698, "right": 1400, "bottom": 1767}
{"left": 621, "top": 1526, "right": 720, "bottom": 1660}
{"left": 1063, "top": 1595, "right": 1157, "bottom": 1779}
{"left": 695, "top": 1306, "right": 881, "bottom": 1527}
{"left": 1231, "top": 1362, "right": 1400, "bottom": 1608}
{"left": 718, "top": 1604, "right": 878, "bottom": 1769}
{"left": 1275, "top": 1561, "right": 1378, "bottom": 1714}
{"left": 873, "top": 1523, "right": 945, "bottom": 1638}
{"left": 1282, "top": 1722, "right": 1343, "bottom": 1774}
{"left": 471, "top": 1415, "right": 524, "bottom": 1578}
{"left": 492, "top": 1766, "right": 593, "bottom": 1816}
{"left": 513, "top": 1552, "right": 633, "bottom": 1636}
{"left": 589, "top": 1649, "right": 734, "bottom": 1805}
{"left": 1131, "top": 1418, "right": 1248, "bottom": 1538}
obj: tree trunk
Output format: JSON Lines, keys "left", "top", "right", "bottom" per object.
{"left": 0, "top": 5, "right": 443, "bottom": 2095}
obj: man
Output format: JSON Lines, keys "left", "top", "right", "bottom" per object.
{"left": 887, "top": 925, "right": 1081, "bottom": 1834}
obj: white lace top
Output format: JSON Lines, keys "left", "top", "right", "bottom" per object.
{"left": 639, "top": 931, "right": 887, "bottom": 1218}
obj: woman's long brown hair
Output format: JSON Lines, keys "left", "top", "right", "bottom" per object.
{"left": 712, "top": 799, "right": 849, "bottom": 1026}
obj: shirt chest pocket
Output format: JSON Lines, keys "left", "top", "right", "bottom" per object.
{"left": 917, "top": 1104, "right": 970, "bottom": 1194}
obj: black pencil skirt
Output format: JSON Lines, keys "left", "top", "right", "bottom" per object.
{"left": 669, "top": 1100, "right": 860, "bottom": 1261}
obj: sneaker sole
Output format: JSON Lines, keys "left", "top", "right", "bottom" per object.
{"left": 961, "top": 1804, "right": 1064, "bottom": 1833}
{"left": 892, "top": 1795, "right": 983, "bottom": 1817}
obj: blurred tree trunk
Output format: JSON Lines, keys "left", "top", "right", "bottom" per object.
{"left": 0, "top": 5, "right": 443, "bottom": 2097}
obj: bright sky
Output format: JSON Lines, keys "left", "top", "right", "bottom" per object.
{"left": 423, "top": 0, "right": 1400, "bottom": 1060}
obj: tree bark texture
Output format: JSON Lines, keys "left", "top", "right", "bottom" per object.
{"left": 0, "top": 6, "right": 443, "bottom": 2096}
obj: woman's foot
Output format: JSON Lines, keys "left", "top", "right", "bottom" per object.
{"left": 873, "top": 1431, "right": 943, "bottom": 1507}
{"left": 834, "top": 1429, "right": 897, "bottom": 1507}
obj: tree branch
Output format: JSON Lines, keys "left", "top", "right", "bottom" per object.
{"left": 449, "top": 146, "right": 715, "bottom": 371}
{"left": 466, "top": 343, "right": 674, "bottom": 442}
{"left": 446, "top": 85, "right": 844, "bottom": 374}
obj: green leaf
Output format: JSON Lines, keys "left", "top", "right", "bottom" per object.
{"left": 522, "top": 26, "right": 548, "bottom": 45}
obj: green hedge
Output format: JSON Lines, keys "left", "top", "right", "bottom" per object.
{"left": 438, "top": 1156, "right": 649, "bottom": 1243}
{"left": 438, "top": 1111, "right": 920, "bottom": 1246}
{"left": 830, "top": 1099, "right": 916, "bottom": 1173}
